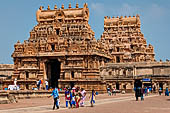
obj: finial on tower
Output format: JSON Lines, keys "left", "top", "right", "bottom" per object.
{"left": 54, "top": 5, "right": 57, "bottom": 9}
{"left": 84, "top": 3, "right": 88, "bottom": 8}
{"left": 17, "top": 40, "right": 20, "bottom": 44}
{"left": 47, "top": 5, "right": 50, "bottom": 10}
{"left": 69, "top": 3, "right": 71, "bottom": 8}
{"left": 39, "top": 6, "right": 43, "bottom": 10}
{"left": 76, "top": 3, "right": 79, "bottom": 8}
{"left": 61, "top": 4, "right": 64, "bottom": 9}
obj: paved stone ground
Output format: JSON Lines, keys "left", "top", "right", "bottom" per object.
{"left": 0, "top": 93, "right": 170, "bottom": 113}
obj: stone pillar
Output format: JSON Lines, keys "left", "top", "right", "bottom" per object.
{"left": 43, "top": 62, "right": 47, "bottom": 89}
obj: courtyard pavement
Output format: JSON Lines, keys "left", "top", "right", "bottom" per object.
{"left": 0, "top": 93, "right": 170, "bottom": 113}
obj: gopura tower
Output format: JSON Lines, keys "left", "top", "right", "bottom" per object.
{"left": 101, "top": 15, "right": 155, "bottom": 63}
{"left": 12, "top": 3, "right": 111, "bottom": 90}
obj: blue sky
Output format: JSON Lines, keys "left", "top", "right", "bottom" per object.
{"left": 0, "top": 0, "right": 170, "bottom": 64}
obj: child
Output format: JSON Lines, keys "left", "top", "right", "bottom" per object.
{"left": 75, "top": 89, "right": 81, "bottom": 108}
{"left": 65, "top": 88, "right": 72, "bottom": 108}
{"left": 71, "top": 91, "right": 76, "bottom": 108}
{"left": 89, "top": 89, "right": 96, "bottom": 107}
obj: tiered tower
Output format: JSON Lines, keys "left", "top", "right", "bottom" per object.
{"left": 100, "top": 15, "right": 155, "bottom": 63}
{"left": 11, "top": 3, "right": 111, "bottom": 90}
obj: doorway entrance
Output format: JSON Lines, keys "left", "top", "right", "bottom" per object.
{"left": 116, "top": 82, "right": 120, "bottom": 90}
{"left": 70, "top": 82, "right": 75, "bottom": 89}
{"left": 159, "top": 83, "right": 163, "bottom": 89}
{"left": 47, "top": 59, "right": 61, "bottom": 88}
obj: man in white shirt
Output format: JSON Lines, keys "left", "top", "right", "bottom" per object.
{"left": 45, "top": 80, "right": 49, "bottom": 90}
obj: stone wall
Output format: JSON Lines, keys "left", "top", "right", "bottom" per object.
{"left": 100, "top": 61, "right": 170, "bottom": 92}
{"left": 102, "top": 61, "right": 170, "bottom": 77}
{"left": 0, "top": 64, "right": 14, "bottom": 77}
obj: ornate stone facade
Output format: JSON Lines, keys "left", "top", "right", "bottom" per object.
{"left": 10, "top": 3, "right": 157, "bottom": 91}
{"left": 100, "top": 61, "right": 170, "bottom": 92}
{"left": 11, "top": 4, "right": 111, "bottom": 91}
{"left": 101, "top": 15, "right": 155, "bottom": 63}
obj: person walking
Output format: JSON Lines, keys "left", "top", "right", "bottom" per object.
{"left": 165, "top": 87, "right": 169, "bottom": 96}
{"left": 75, "top": 88, "right": 81, "bottom": 108}
{"left": 36, "top": 79, "right": 40, "bottom": 90}
{"left": 65, "top": 88, "right": 72, "bottom": 108}
{"left": 80, "top": 88, "right": 86, "bottom": 107}
{"left": 159, "top": 87, "right": 162, "bottom": 95}
{"left": 135, "top": 87, "right": 141, "bottom": 101}
{"left": 71, "top": 90, "right": 76, "bottom": 108}
{"left": 112, "top": 87, "right": 116, "bottom": 96}
{"left": 141, "top": 87, "right": 144, "bottom": 101}
{"left": 45, "top": 80, "right": 48, "bottom": 90}
{"left": 89, "top": 89, "right": 96, "bottom": 107}
{"left": 48, "top": 87, "right": 59, "bottom": 110}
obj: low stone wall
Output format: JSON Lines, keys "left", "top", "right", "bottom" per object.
{"left": 0, "top": 90, "right": 53, "bottom": 99}
{"left": 0, "top": 64, "right": 14, "bottom": 77}
{"left": 0, "top": 91, "right": 18, "bottom": 104}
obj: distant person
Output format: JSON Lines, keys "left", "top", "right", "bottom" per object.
{"left": 45, "top": 80, "right": 48, "bottom": 90}
{"left": 165, "top": 87, "right": 169, "bottom": 96}
{"left": 48, "top": 87, "right": 59, "bottom": 110}
{"left": 141, "top": 87, "right": 144, "bottom": 101}
{"left": 112, "top": 87, "right": 116, "bottom": 96}
{"left": 135, "top": 87, "right": 141, "bottom": 101}
{"left": 144, "top": 87, "right": 147, "bottom": 96}
{"left": 65, "top": 88, "right": 72, "bottom": 108}
{"left": 71, "top": 90, "right": 76, "bottom": 108}
{"left": 147, "top": 87, "right": 150, "bottom": 95}
{"left": 80, "top": 88, "right": 86, "bottom": 107}
{"left": 38, "top": 79, "right": 41, "bottom": 90}
{"left": 159, "top": 87, "right": 162, "bottom": 95}
{"left": 75, "top": 88, "right": 81, "bottom": 108}
{"left": 107, "top": 87, "right": 111, "bottom": 96}
{"left": 36, "top": 80, "right": 40, "bottom": 90}
{"left": 153, "top": 85, "right": 156, "bottom": 93}
{"left": 89, "top": 89, "right": 96, "bottom": 107}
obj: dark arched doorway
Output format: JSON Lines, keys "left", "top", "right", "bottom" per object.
{"left": 46, "top": 59, "right": 61, "bottom": 88}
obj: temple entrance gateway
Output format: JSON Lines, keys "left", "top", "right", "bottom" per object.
{"left": 46, "top": 59, "right": 61, "bottom": 88}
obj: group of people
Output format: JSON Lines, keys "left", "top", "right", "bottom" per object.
{"left": 135, "top": 87, "right": 145, "bottom": 101}
{"left": 49, "top": 87, "right": 96, "bottom": 110}
{"left": 135, "top": 87, "right": 152, "bottom": 101}
{"left": 36, "top": 79, "right": 48, "bottom": 90}
{"left": 159, "top": 87, "right": 170, "bottom": 96}
{"left": 107, "top": 87, "right": 116, "bottom": 96}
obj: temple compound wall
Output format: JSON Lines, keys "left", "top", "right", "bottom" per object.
{"left": 0, "top": 64, "right": 13, "bottom": 78}
{"left": 3, "top": 3, "right": 166, "bottom": 92}
{"left": 100, "top": 61, "right": 170, "bottom": 92}
{"left": 0, "top": 64, "right": 14, "bottom": 90}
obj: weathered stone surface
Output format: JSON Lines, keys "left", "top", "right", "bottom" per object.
{"left": 0, "top": 92, "right": 17, "bottom": 104}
